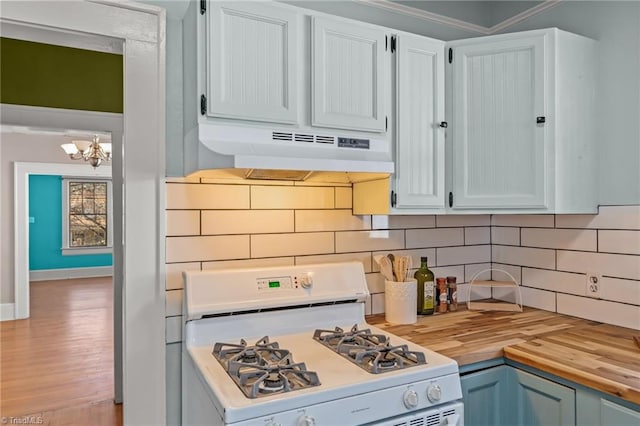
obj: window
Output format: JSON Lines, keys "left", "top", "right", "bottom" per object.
{"left": 62, "top": 178, "right": 113, "bottom": 255}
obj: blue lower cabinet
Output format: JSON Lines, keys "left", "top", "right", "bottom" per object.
{"left": 461, "top": 365, "right": 509, "bottom": 426}
{"left": 577, "top": 390, "right": 640, "bottom": 426}
{"left": 511, "top": 368, "right": 576, "bottom": 426}
{"left": 461, "top": 362, "right": 640, "bottom": 426}
{"left": 601, "top": 399, "right": 640, "bottom": 425}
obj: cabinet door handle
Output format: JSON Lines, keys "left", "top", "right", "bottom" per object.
{"left": 439, "top": 121, "right": 448, "bottom": 128}
{"left": 536, "top": 116, "right": 546, "bottom": 124}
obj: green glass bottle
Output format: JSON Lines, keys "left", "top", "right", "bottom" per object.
{"left": 415, "top": 256, "right": 435, "bottom": 315}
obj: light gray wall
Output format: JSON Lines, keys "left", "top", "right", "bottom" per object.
{"left": 487, "top": 1, "right": 543, "bottom": 26}
{"left": 0, "top": 132, "right": 110, "bottom": 303}
{"left": 392, "top": 1, "right": 492, "bottom": 27}
{"left": 391, "top": 1, "right": 544, "bottom": 28}
{"left": 284, "top": 1, "right": 482, "bottom": 40}
{"left": 491, "top": 1, "right": 640, "bottom": 205}
{"left": 141, "top": 1, "right": 187, "bottom": 177}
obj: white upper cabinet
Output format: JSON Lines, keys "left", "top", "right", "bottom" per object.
{"left": 312, "top": 17, "right": 386, "bottom": 132}
{"left": 448, "top": 29, "right": 597, "bottom": 213}
{"left": 207, "top": 2, "right": 298, "bottom": 124}
{"left": 394, "top": 34, "right": 446, "bottom": 209}
{"left": 451, "top": 35, "right": 546, "bottom": 209}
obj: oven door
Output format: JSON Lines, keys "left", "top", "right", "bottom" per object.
{"left": 364, "top": 402, "right": 463, "bottom": 426}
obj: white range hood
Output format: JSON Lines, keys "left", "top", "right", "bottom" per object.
{"left": 180, "top": 0, "right": 395, "bottom": 184}
{"left": 184, "top": 122, "right": 394, "bottom": 183}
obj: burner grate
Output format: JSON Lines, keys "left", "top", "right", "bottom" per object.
{"left": 313, "top": 325, "right": 427, "bottom": 374}
{"left": 212, "top": 336, "right": 321, "bottom": 398}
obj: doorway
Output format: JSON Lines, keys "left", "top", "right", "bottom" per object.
{"left": 0, "top": 2, "right": 166, "bottom": 423}
{"left": 1, "top": 127, "right": 120, "bottom": 420}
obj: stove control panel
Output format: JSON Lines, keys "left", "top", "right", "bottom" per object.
{"left": 257, "top": 276, "right": 295, "bottom": 290}
{"left": 229, "top": 374, "right": 463, "bottom": 426}
{"left": 256, "top": 273, "right": 315, "bottom": 291}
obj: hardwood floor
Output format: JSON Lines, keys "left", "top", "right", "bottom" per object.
{"left": 1, "top": 277, "right": 122, "bottom": 425}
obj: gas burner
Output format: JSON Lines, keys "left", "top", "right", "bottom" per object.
{"left": 313, "top": 325, "right": 427, "bottom": 374}
{"left": 212, "top": 336, "right": 321, "bottom": 398}
{"left": 213, "top": 336, "right": 288, "bottom": 369}
{"left": 373, "top": 356, "right": 398, "bottom": 370}
{"left": 259, "top": 373, "right": 285, "bottom": 393}
{"left": 233, "top": 360, "right": 321, "bottom": 398}
{"left": 314, "top": 325, "right": 388, "bottom": 349}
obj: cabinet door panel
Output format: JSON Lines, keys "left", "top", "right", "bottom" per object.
{"left": 395, "top": 34, "right": 445, "bottom": 208}
{"left": 461, "top": 366, "right": 508, "bottom": 426}
{"left": 512, "top": 368, "right": 575, "bottom": 426}
{"left": 452, "top": 36, "right": 546, "bottom": 208}
{"left": 312, "top": 17, "right": 385, "bottom": 132}
{"left": 208, "top": 2, "right": 297, "bottom": 123}
{"left": 601, "top": 399, "right": 640, "bottom": 425}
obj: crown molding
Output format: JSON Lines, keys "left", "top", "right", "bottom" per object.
{"left": 358, "top": 0, "right": 563, "bottom": 35}
{"left": 488, "top": 0, "right": 563, "bottom": 33}
{"left": 357, "top": 0, "right": 491, "bottom": 34}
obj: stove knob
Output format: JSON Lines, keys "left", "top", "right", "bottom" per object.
{"left": 297, "top": 415, "right": 316, "bottom": 426}
{"left": 299, "top": 276, "right": 313, "bottom": 289}
{"left": 427, "top": 384, "right": 442, "bottom": 403}
{"left": 403, "top": 389, "right": 419, "bottom": 409}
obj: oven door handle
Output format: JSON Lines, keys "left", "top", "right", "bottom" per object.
{"left": 443, "top": 413, "right": 460, "bottom": 425}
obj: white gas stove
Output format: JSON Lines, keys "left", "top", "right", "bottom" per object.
{"left": 182, "top": 262, "right": 463, "bottom": 426}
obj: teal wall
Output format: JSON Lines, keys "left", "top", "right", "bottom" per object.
{"left": 28, "top": 175, "right": 113, "bottom": 270}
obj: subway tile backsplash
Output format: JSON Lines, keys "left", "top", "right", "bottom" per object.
{"left": 166, "top": 179, "right": 640, "bottom": 337}
{"left": 492, "top": 207, "right": 640, "bottom": 330}
{"left": 165, "top": 234, "right": 249, "bottom": 263}
{"left": 165, "top": 179, "right": 498, "bottom": 343}
{"left": 492, "top": 245, "right": 556, "bottom": 269}
{"left": 520, "top": 228, "right": 597, "bottom": 251}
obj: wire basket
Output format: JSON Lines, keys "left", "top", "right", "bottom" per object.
{"left": 466, "top": 268, "right": 522, "bottom": 312}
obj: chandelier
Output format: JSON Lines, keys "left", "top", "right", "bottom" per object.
{"left": 61, "top": 135, "right": 112, "bottom": 168}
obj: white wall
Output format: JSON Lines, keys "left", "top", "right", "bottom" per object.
{"left": 0, "top": 131, "right": 112, "bottom": 303}
{"left": 491, "top": 0, "right": 640, "bottom": 205}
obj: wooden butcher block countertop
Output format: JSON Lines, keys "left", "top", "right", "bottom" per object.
{"left": 368, "top": 307, "right": 640, "bottom": 405}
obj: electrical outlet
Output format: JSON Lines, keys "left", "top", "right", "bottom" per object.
{"left": 585, "top": 272, "right": 602, "bottom": 298}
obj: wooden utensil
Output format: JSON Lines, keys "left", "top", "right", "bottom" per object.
{"left": 393, "top": 256, "right": 410, "bottom": 282}
{"left": 400, "top": 257, "right": 408, "bottom": 282}
{"left": 387, "top": 254, "right": 396, "bottom": 280}
{"left": 393, "top": 257, "right": 401, "bottom": 283}
{"left": 374, "top": 255, "right": 395, "bottom": 281}
{"left": 634, "top": 336, "right": 640, "bottom": 350}
{"left": 406, "top": 256, "right": 413, "bottom": 276}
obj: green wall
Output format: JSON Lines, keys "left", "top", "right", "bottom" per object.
{"left": 0, "top": 37, "right": 123, "bottom": 113}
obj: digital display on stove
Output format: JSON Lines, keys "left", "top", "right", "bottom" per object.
{"left": 256, "top": 276, "right": 293, "bottom": 290}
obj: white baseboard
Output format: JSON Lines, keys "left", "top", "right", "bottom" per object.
{"left": 1, "top": 303, "right": 16, "bottom": 321}
{"left": 30, "top": 266, "right": 113, "bottom": 281}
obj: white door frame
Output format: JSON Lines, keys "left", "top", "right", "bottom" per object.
{"left": 14, "top": 160, "right": 113, "bottom": 317}
{"left": 6, "top": 106, "right": 122, "bottom": 319}
{"left": 0, "top": 2, "right": 167, "bottom": 423}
